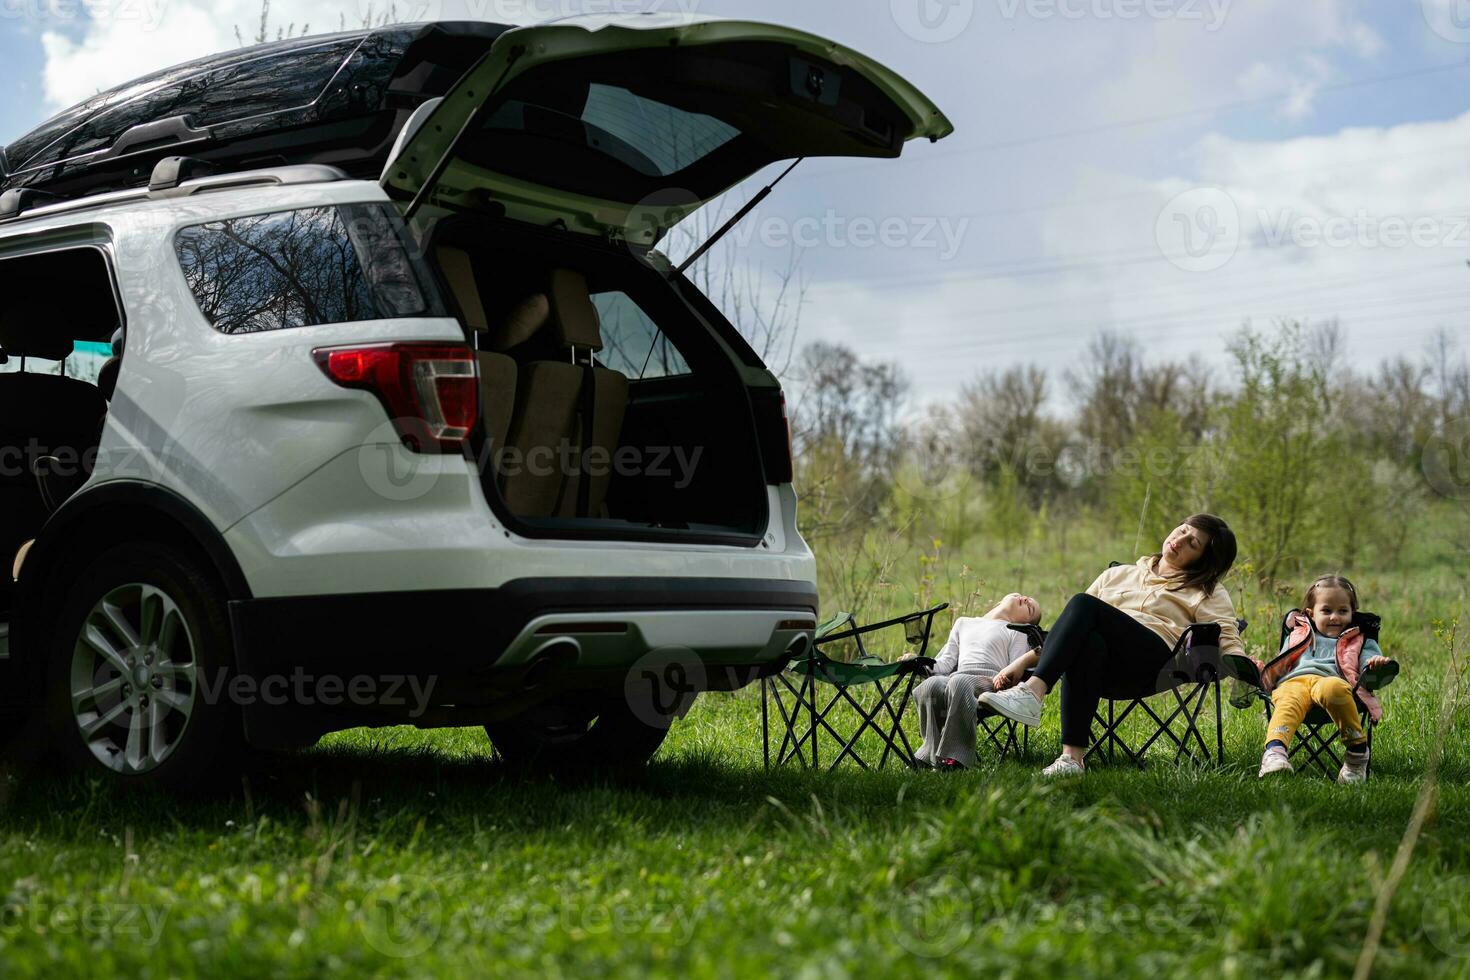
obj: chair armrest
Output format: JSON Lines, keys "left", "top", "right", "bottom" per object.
{"left": 1358, "top": 659, "right": 1400, "bottom": 692}
{"left": 1222, "top": 654, "right": 1263, "bottom": 688}
{"left": 1006, "top": 623, "right": 1048, "bottom": 650}
{"left": 815, "top": 603, "right": 949, "bottom": 645}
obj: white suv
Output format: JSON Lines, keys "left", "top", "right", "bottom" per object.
{"left": 0, "top": 14, "right": 950, "bottom": 785}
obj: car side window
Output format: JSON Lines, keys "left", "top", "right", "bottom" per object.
{"left": 174, "top": 204, "right": 444, "bottom": 334}
{"left": 591, "top": 291, "right": 691, "bottom": 380}
{"left": 0, "top": 246, "right": 121, "bottom": 384}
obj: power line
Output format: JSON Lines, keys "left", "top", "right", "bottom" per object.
{"left": 841, "top": 290, "right": 1470, "bottom": 364}
{"left": 820, "top": 261, "right": 1457, "bottom": 334}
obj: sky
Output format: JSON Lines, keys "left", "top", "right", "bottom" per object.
{"left": 3, "top": 0, "right": 1470, "bottom": 413}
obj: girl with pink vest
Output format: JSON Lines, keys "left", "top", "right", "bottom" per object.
{"left": 1255, "top": 575, "right": 1390, "bottom": 784}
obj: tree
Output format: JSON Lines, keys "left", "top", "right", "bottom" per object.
{"left": 789, "top": 341, "right": 909, "bottom": 539}
{"left": 952, "top": 366, "right": 1071, "bottom": 501}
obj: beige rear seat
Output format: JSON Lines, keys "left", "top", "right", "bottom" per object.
{"left": 545, "top": 269, "right": 629, "bottom": 520}
{"left": 435, "top": 246, "right": 523, "bottom": 452}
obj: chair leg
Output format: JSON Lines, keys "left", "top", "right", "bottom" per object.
{"left": 762, "top": 677, "right": 770, "bottom": 770}
{"left": 829, "top": 687, "right": 881, "bottom": 771}
{"left": 876, "top": 674, "right": 921, "bottom": 769}
{"left": 817, "top": 686, "right": 873, "bottom": 772}
{"left": 1366, "top": 723, "right": 1374, "bottom": 779}
{"left": 1213, "top": 679, "right": 1223, "bottom": 765}
{"left": 1086, "top": 699, "right": 1146, "bottom": 769}
{"left": 1290, "top": 722, "right": 1342, "bottom": 778}
{"left": 769, "top": 673, "right": 809, "bottom": 767}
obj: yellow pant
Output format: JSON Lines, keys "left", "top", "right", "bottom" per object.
{"left": 1265, "top": 675, "right": 1368, "bottom": 749}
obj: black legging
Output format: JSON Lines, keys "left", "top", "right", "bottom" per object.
{"left": 1033, "top": 593, "right": 1173, "bottom": 747}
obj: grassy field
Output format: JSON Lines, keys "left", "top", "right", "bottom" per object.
{"left": 0, "top": 509, "right": 1467, "bottom": 978}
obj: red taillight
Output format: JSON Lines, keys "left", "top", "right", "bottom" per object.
{"left": 313, "top": 343, "right": 477, "bottom": 453}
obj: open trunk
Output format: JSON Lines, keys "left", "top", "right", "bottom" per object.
{"left": 429, "top": 215, "right": 772, "bottom": 544}
{"left": 385, "top": 14, "right": 952, "bottom": 543}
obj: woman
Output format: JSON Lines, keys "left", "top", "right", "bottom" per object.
{"left": 979, "top": 514, "right": 1244, "bottom": 776}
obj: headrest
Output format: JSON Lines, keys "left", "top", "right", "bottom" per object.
{"left": 97, "top": 356, "right": 121, "bottom": 401}
{"left": 436, "top": 246, "right": 488, "bottom": 332}
{"left": 548, "top": 268, "right": 603, "bottom": 352}
{"left": 488, "top": 293, "right": 550, "bottom": 352}
{"left": 0, "top": 305, "right": 74, "bottom": 361}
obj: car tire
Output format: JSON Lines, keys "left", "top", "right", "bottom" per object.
{"left": 484, "top": 694, "right": 685, "bottom": 774}
{"left": 43, "top": 541, "right": 243, "bottom": 790}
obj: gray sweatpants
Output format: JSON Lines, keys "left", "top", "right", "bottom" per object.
{"left": 913, "top": 672, "right": 995, "bottom": 769}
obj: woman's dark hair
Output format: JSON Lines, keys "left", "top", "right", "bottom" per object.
{"left": 1301, "top": 574, "right": 1358, "bottom": 614}
{"left": 1146, "top": 513, "right": 1237, "bottom": 596}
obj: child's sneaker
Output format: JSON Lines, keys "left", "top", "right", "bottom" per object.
{"left": 1258, "top": 744, "right": 1293, "bottom": 778}
{"left": 1338, "top": 747, "right": 1369, "bottom": 784}
{"left": 977, "top": 686, "right": 1043, "bottom": 727}
{"left": 938, "top": 757, "right": 964, "bottom": 771}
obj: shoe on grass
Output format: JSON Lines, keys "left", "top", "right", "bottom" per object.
{"left": 1041, "top": 754, "right": 1084, "bottom": 777}
{"left": 938, "top": 757, "right": 964, "bottom": 771}
{"left": 977, "top": 685, "right": 1042, "bottom": 727}
{"left": 1258, "top": 744, "right": 1292, "bottom": 778}
{"left": 1338, "top": 748, "right": 1369, "bottom": 784}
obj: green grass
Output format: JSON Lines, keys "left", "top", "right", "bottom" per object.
{"left": 1, "top": 511, "right": 1468, "bottom": 978}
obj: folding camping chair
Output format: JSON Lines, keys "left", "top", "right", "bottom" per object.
{"left": 1084, "top": 621, "right": 1245, "bottom": 768}
{"left": 762, "top": 602, "right": 948, "bottom": 771}
{"left": 1082, "top": 563, "right": 1247, "bottom": 769}
{"left": 1225, "top": 610, "right": 1398, "bottom": 778}
{"left": 973, "top": 622, "right": 1046, "bottom": 762}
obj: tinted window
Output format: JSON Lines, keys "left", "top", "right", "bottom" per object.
{"left": 0, "top": 344, "right": 110, "bottom": 383}
{"left": 482, "top": 84, "right": 739, "bottom": 179}
{"left": 592, "top": 292, "right": 691, "bottom": 379}
{"left": 174, "top": 205, "right": 445, "bottom": 334}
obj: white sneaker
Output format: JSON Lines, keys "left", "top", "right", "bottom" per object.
{"left": 1338, "top": 748, "right": 1369, "bottom": 784}
{"left": 1258, "top": 745, "right": 1293, "bottom": 778}
{"left": 977, "top": 686, "right": 1043, "bottom": 727}
{"left": 1041, "top": 754, "right": 1084, "bottom": 777}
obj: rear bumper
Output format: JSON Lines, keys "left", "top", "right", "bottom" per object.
{"left": 227, "top": 576, "right": 818, "bottom": 748}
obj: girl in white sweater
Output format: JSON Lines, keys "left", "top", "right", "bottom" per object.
{"left": 911, "top": 593, "right": 1043, "bottom": 769}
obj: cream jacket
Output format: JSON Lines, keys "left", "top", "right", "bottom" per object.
{"left": 1086, "top": 556, "right": 1244, "bottom": 657}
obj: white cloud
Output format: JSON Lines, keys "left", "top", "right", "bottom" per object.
{"left": 796, "top": 106, "right": 1470, "bottom": 410}
{"left": 1234, "top": 54, "right": 1334, "bottom": 122}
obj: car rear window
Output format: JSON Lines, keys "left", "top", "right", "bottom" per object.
{"left": 174, "top": 204, "right": 445, "bottom": 335}
{"left": 482, "top": 83, "right": 740, "bottom": 179}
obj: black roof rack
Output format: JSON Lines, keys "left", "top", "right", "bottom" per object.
{"left": 148, "top": 156, "right": 219, "bottom": 192}
{"left": 0, "top": 188, "right": 62, "bottom": 222}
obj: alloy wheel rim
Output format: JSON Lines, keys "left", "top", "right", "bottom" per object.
{"left": 69, "top": 583, "right": 198, "bottom": 775}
